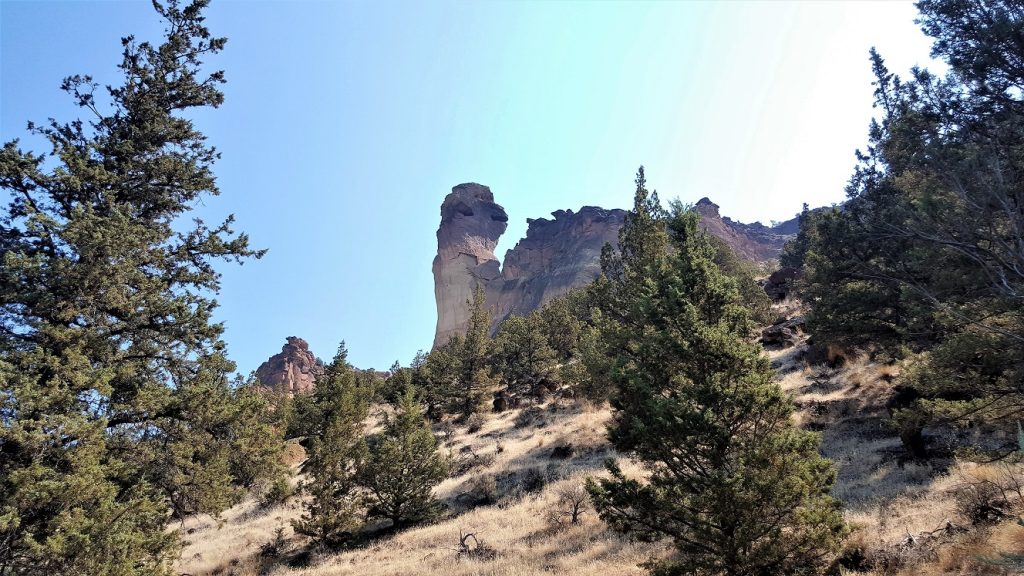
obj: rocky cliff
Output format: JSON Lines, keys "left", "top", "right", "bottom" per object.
{"left": 694, "top": 197, "right": 796, "bottom": 262}
{"left": 490, "top": 206, "right": 625, "bottom": 331}
{"left": 432, "top": 185, "right": 800, "bottom": 347}
{"left": 255, "top": 336, "right": 323, "bottom": 396}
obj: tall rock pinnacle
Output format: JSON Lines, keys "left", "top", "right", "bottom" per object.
{"left": 432, "top": 183, "right": 508, "bottom": 348}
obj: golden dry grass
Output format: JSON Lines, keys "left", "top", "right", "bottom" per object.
{"left": 175, "top": 401, "right": 663, "bottom": 576}
{"left": 177, "top": 322, "right": 1022, "bottom": 576}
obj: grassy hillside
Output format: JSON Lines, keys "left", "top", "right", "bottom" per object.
{"left": 175, "top": 305, "right": 1024, "bottom": 576}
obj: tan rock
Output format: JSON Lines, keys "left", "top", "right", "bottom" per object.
{"left": 255, "top": 336, "right": 323, "bottom": 396}
{"left": 432, "top": 186, "right": 804, "bottom": 347}
{"left": 432, "top": 184, "right": 507, "bottom": 348}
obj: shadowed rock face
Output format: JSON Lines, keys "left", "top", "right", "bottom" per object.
{"left": 255, "top": 336, "right": 324, "bottom": 396}
{"left": 432, "top": 186, "right": 800, "bottom": 347}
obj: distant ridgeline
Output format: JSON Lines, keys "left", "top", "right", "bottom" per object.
{"left": 432, "top": 183, "right": 802, "bottom": 348}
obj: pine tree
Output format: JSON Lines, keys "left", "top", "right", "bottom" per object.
{"left": 293, "top": 344, "right": 370, "bottom": 547}
{"left": 494, "top": 313, "right": 559, "bottom": 400}
{"left": 454, "top": 284, "right": 495, "bottom": 417}
{"left": 360, "top": 385, "right": 448, "bottom": 529}
{"left": 0, "top": 2, "right": 284, "bottom": 573}
{"left": 586, "top": 170, "right": 846, "bottom": 576}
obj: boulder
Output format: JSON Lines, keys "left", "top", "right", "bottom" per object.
{"left": 763, "top": 267, "right": 803, "bottom": 300}
{"left": 760, "top": 316, "right": 806, "bottom": 348}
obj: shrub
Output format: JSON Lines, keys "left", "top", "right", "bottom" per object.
{"left": 464, "top": 474, "right": 498, "bottom": 506}
{"left": 261, "top": 477, "right": 294, "bottom": 508}
{"left": 953, "top": 462, "right": 1024, "bottom": 525}
{"left": 514, "top": 406, "right": 544, "bottom": 429}
{"left": 465, "top": 412, "right": 485, "bottom": 433}
{"left": 545, "top": 484, "right": 589, "bottom": 527}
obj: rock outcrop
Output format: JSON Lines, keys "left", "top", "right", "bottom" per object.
{"left": 432, "top": 184, "right": 508, "bottom": 348}
{"left": 255, "top": 336, "right": 323, "bottom": 396}
{"left": 432, "top": 185, "right": 802, "bottom": 347}
{"left": 694, "top": 197, "right": 796, "bottom": 262}
{"left": 489, "top": 206, "right": 626, "bottom": 332}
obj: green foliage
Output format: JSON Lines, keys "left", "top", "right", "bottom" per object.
{"left": 420, "top": 337, "right": 462, "bottom": 419}
{"left": 493, "top": 313, "right": 559, "bottom": 400}
{"left": 534, "top": 296, "right": 583, "bottom": 360}
{"left": 779, "top": 203, "right": 812, "bottom": 269}
{"left": 455, "top": 284, "right": 497, "bottom": 416}
{"left": 798, "top": 0, "right": 1024, "bottom": 443}
{"left": 586, "top": 169, "right": 846, "bottom": 576}
{"left": 0, "top": 2, "right": 285, "bottom": 573}
{"left": 360, "top": 386, "right": 448, "bottom": 529}
{"left": 292, "top": 344, "right": 370, "bottom": 547}
{"left": 283, "top": 390, "right": 320, "bottom": 440}
{"left": 708, "top": 235, "right": 773, "bottom": 325}
{"left": 419, "top": 286, "right": 496, "bottom": 418}
{"left": 380, "top": 361, "right": 414, "bottom": 406}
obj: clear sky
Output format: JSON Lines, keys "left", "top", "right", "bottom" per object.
{"left": 1, "top": 0, "right": 938, "bottom": 373}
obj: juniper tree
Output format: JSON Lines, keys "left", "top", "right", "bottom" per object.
{"left": 360, "top": 385, "right": 448, "bottom": 529}
{"left": 456, "top": 284, "right": 496, "bottom": 416}
{"left": 798, "top": 0, "right": 1024, "bottom": 445}
{"left": 0, "top": 2, "right": 284, "bottom": 574}
{"left": 293, "top": 343, "right": 370, "bottom": 547}
{"left": 494, "top": 313, "right": 559, "bottom": 400}
{"left": 586, "top": 169, "right": 846, "bottom": 576}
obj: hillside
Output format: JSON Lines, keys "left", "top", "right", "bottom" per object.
{"left": 174, "top": 303, "right": 1024, "bottom": 576}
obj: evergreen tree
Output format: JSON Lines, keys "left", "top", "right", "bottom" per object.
{"left": 708, "top": 235, "right": 773, "bottom": 325}
{"left": 360, "top": 385, "right": 448, "bottom": 529}
{"left": 453, "top": 284, "right": 495, "bottom": 417}
{"left": 586, "top": 170, "right": 846, "bottom": 576}
{"left": 799, "top": 0, "right": 1024, "bottom": 444}
{"left": 380, "top": 360, "right": 413, "bottom": 406}
{"left": 494, "top": 313, "right": 559, "bottom": 400}
{"left": 0, "top": 2, "right": 284, "bottom": 573}
{"left": 421, "top": 337, "right": 462, "bottom": 420}
{"left": 293, "top": 344, "right": 369, "bottom": 547}
{"left": 779, "top": 203, "right": 812, "bottom": 269}
{"left": 535, "top": 295, "right": 583, "bottom": 361}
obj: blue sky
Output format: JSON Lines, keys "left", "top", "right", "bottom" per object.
{"left": 1, "top": 0, "right": 936, "bottom": 373}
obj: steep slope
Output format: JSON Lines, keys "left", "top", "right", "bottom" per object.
{"left": 177, "top": 315, "right": 1023, "bottom": 576}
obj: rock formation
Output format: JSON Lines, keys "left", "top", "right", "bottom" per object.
{"left": 489, "top": 206, "right": 625, "bottom": 332}
{"left": 255, "top": 336, "right": 323, "bottom": 396}
{"left": 432, "top": 183, "right": 508, "bottom": 348}
{"left": 694, "top": 197, "right": 795, "bottom": 262}
{"left": 432, "top": 185, "right": 802, "bottom": 347}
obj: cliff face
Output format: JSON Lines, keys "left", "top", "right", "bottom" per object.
{"left": 490, "top": 206, "right": 626, "bottom": 333}
{"left": 255, "top": 336, "right": 324, "bottom": 396}
{"left": 432, "top": 185, "right": 800, "bottom": 347}
{"left": 694, "top": 197, "right": 796, "bottom": 262}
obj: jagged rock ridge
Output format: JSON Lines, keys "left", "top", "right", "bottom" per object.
{"left": 255, "top": 336, "right": 324, "bottom": 396}
{"left": 694, "top": 197, "right": 796, "bottom": 262}
{"left": 433, "top": 185, "right": 800, "bottom": 347}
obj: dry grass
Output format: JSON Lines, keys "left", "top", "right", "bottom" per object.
{"left": 175, "top": 401, "right": 663, "bottom": 576}
{"left": 177, "top": 322, "right": 1018, "bottom": 576}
